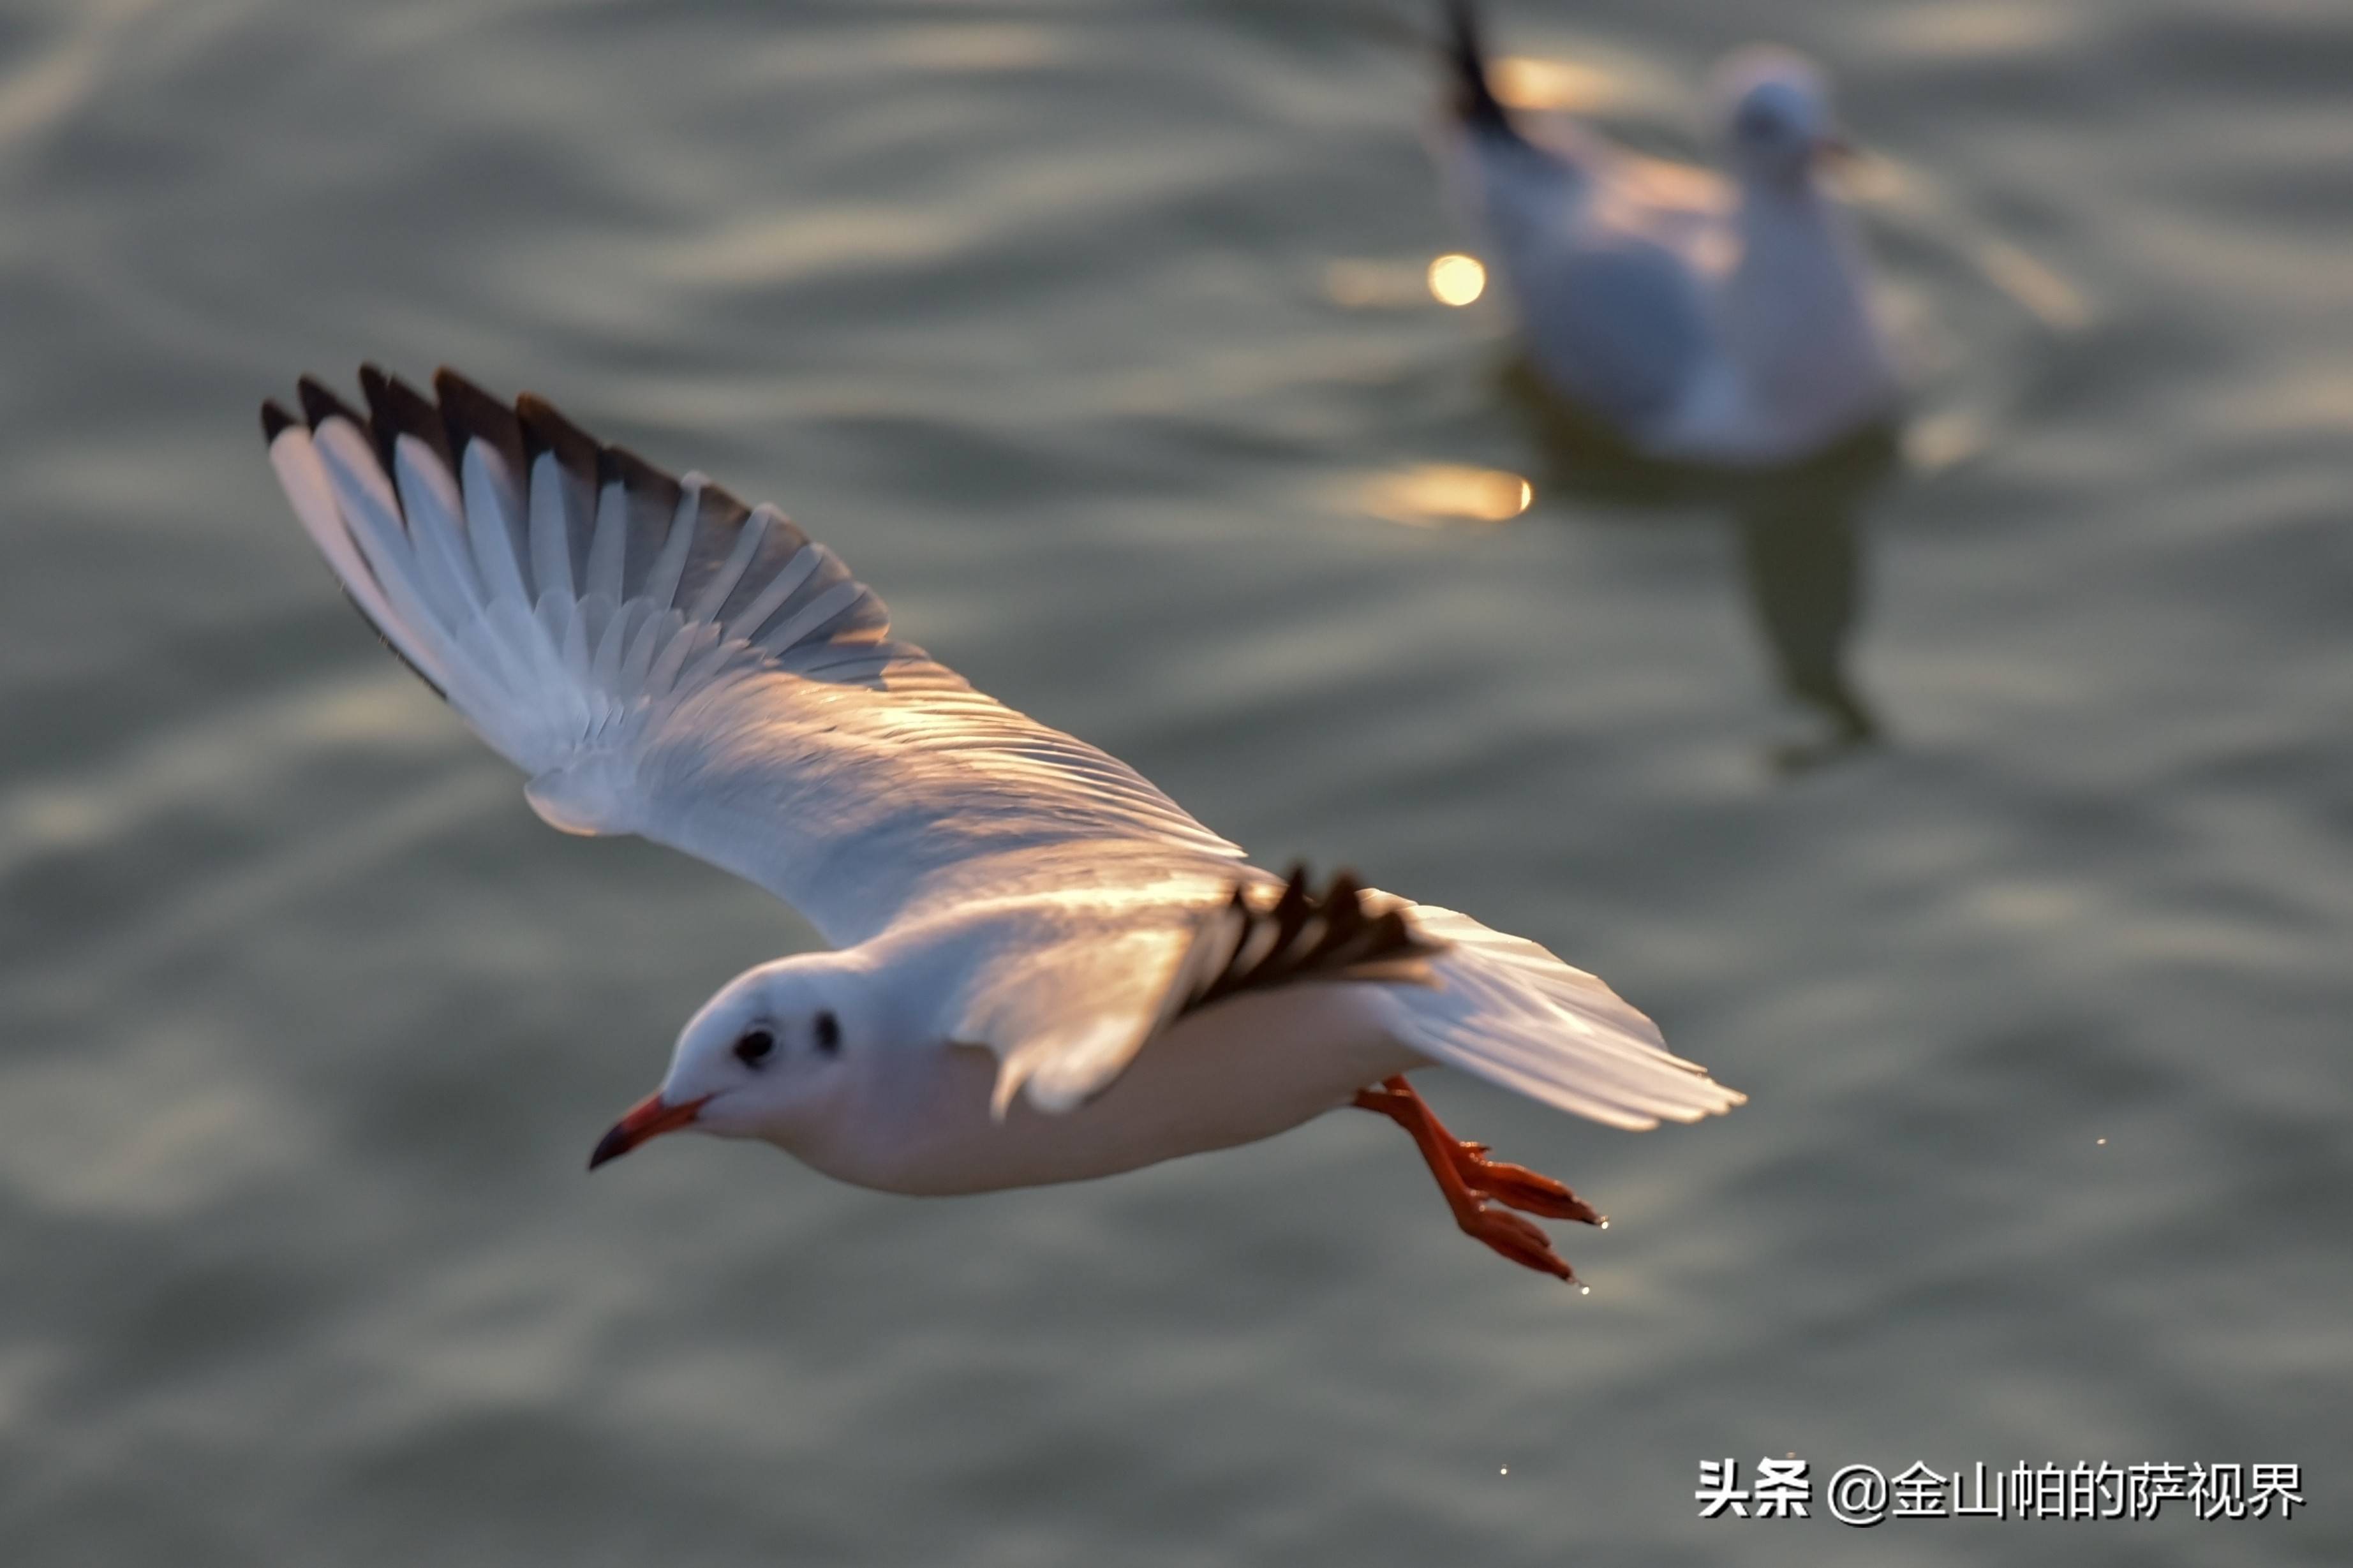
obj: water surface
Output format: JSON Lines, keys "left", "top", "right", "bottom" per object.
{"left": 3, "top": 2, "right": 2347, "bottom": 1564}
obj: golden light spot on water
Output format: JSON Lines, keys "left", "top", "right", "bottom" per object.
{"left": 1324, "top": 259, "right": 1429, "bottom": 309}
{"left": 1491, "top": 55, "right": 1622, "bottom": 114}
{"left": 1903, "top": 411, "right": 1991, "bottom": 473}
{"left": 1871, "top": 3, "right": 2081, "bottom": 63}
{"left": 1361, "top": 463, "right": 1532, "bottom": 526}
{"left": 1613, "top": 153, "right": 1728, "bottom": 214}
{"left": 1427, "top": 253, "right": 1487, "bottom": 307}
{"left": 1828, "top": 148, "right": 1908, "bottom": 205}
{"left": 1971, "top": 237, "right": 2093, "bottom": 334}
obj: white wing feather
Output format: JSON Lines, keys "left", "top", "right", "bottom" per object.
{"left": 264, "top": 369, "right": 1243, "bottom": 947}
{"left": 1378, "top": 902, "right": 1744, "bottom": 1130}
{"left": 947, "top": 899, "right": 1212, "bottom": 1119}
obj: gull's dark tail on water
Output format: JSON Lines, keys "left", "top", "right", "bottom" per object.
{"left": 1442, "top": 0, "right": 1518, "bottom": 138}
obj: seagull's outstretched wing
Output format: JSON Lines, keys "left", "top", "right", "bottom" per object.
{"left": 950, "top": 866, "right": 1452, "bottom": 1116}
{"left": 942, "top": 863, "right": 1740, "bottom": 1127}
{"left": 1383, "top": 903, "right": 1744, "bottom": 1130}
{"left": 264, "top": 367, "right": 1244, "bottom": 945}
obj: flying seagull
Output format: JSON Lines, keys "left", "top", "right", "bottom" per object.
{"left": 1437, "top": 0, "right": 1901, "bottom": 464}
{"left": 261, "top": 366, "right": 1743, "bottom": 1281}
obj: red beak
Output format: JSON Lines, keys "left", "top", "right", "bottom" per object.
{"left": 588, "top": 1091, "right": 710, "bottom": 1170}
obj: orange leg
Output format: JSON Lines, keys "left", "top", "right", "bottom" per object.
{"left": 1353, "top": 1076, "right": 1601, "bottom": 1282}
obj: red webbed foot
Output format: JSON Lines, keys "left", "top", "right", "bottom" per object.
{"left": 1455, "top": 1148, "right": 1604, "bottom": 1226}
{"left": 1354, "top": 1076, "right": 1595, "bottom": 1283}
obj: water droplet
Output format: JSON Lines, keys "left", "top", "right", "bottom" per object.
{"left": 1598, "top": 1219, "right": 1610, "bottom": 1230}
{"left": 2096, "top": 1137, "right": 2107, "bottom": 1146}
{"left": 1578, "top": 1284, "right": 1591, "bottom": 1296}
{"left": 1499, "top": 1466, "right": 1510, "bottom": 1476}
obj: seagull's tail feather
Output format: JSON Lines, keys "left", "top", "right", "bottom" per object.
{"left": 261, "top": 366, "right": 947, "bottom": 820}
{"left": 1380, "top": 901, "right": 1744, "bottom": 1130}
{"left": 1440, "top": 0, "right": 1518, "bottom": 138}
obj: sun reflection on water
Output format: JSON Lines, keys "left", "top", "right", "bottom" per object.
{"left": 1490, "top": 55, "right": 1625, "bottom": 114}
{"left": 1361, "top": 463, "right": 1533, "bottom": 526}
{"left": 1427, "top": 253, "right": 1487, "bottom": 307}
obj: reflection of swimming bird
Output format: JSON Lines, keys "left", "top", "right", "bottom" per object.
{"left": 262, "top": 367, "right": 1744, "bottom": 1283}
{"left": 1733, "top": 455, "right": 1887, "bottom": 771}
{"left": 1504, "top": 367, "right": 1898, "bottom": 771}
{"left": 1437, "top": 1, "right": 1901, "bottom": 466}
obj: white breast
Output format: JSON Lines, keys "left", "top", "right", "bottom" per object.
{"left": 791, "top": 986, "right": 1423, "bottom": 1197}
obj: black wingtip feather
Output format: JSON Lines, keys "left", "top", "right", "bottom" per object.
{"left": 514, "top": 391, "right": 602, "bottom": 490}
{"left": 297, "top": 375, "right": 369, "bottom": 434}
{"left": 602, "top": 442, "right": 683, "bottom": 513}
{"left": 261, "top": 400, "right": 297, "bottom": 442}
{"left": 353, "top": 366, "right": 400, "bottom": 473}
{"left": 431, "top": 365, "right": 497, "bottom": 409}
{"left": 361, "top": 364, "right": 454, "bottom": 475}
{"left": 695, "top": 478, "right": 753, "bottom": 534}
{"left": 432, "top": 367, "right": 528, "bottom": 480}
{"left": 1441, "top": 0, "right": 1517, "bottom": 137}
{"left": 1179, "top": 866, "right": 1449, "bottom": 1019}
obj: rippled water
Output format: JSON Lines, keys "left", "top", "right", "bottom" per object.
{"left": 4, "top": 1, "right": 2347, "bottom": 1563}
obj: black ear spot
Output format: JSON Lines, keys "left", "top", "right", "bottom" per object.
{"left": 813, "top": 1010, "right": 842, "bottom": 1056}
{"left": 733, "top": 1028, "right": 776, "bottom": 1068}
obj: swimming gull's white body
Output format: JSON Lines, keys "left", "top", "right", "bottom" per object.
{"left": 262, "top": 366, "right": 1744, "bottom": 1280}
{"left": 1438, "top": 0, "right": 1901, "bottom": 465}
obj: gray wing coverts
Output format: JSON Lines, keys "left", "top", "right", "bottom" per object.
{"left": 1522, "top": 237, "right": 1709, "bottom": 431}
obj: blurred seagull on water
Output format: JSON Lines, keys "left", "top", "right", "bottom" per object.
{"left": 261, "top": 366, "right": 1744, "bottom": 1283}
{"left": 1437, "top": 0, "right": 1901, "bottom": 465}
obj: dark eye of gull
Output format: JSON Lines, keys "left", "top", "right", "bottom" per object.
{"left": 733, "top": 1028, "right": 776, "bottom": 1068}
{"left": 814, "top": 1010, "right": 842, "bottom": 1056}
